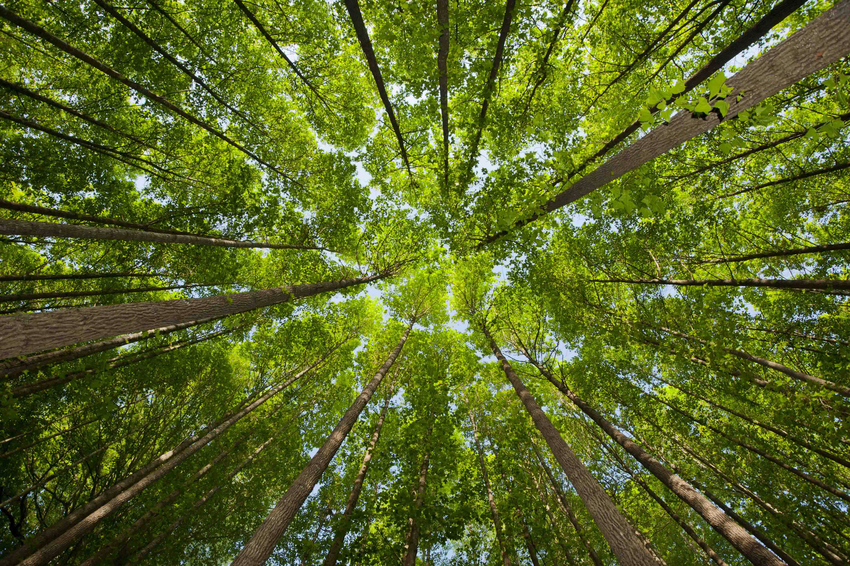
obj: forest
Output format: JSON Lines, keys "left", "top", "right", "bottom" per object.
{"left": 0, "top": 0, "right": 848, "bottom": 563}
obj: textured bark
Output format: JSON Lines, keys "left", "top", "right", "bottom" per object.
{"left": 0, "top": 215, "right": 327, "bottom": 250}
{"left": 459, "top": 0, "right": 516, "bottom": 189}
{"left": 468, "top": 404, "right": 512, "bottom": 566}
{"left": 526, "top": 462, "right": 579, "bottom": 566}
{"left": 323, "top": 381, "right": 396, "bottom": 566}
{"left": 0, "top": 273, "right": 383, "bottom": 359}
{"left": 437, "top": 0, "right": 450, "bottom": 189}
{"left": 589, "top": 277, "right": 850, "bottom": 292}
{"left": 0, "top": 6, "right": 287, "bottom": 176}
{"left": 523, "top": 0, "right": 575, "bottom": 114}
{"left": 343, "top": 0, "right": 411, "bottom": 176}
{"left": 486, "top": 0, "right": 850, "bottom": 243}
{"left": 9, "top": 364, "right": 312, "bottom": 566}
{"left": 716, "top": 161, "right": 850, "bottom": 199}
{"left": 11, "top": 327, "right": 234, "bottom": 398}
{"left": 533, "top": 444, "right": 604, "bottom": 566}
{"left": 592, "top": 428, "right": 729, "bottom": 566}
{"left": 523, "top": 353, "right": 786, "bottom": 566}
{"left": 484, "top": 328, "right": 659, "bottom": 566}
{"left": 402, "top": 449, "right": 430, "bottom": 566}
{"left": 660, "top": 326, "right": 850, "bottom": 397}
{"left": 0, "top": 282, "right": 223, "bottom": 304}
{"left": 231, "top": 322, "right": 414, "bottom": 566}
{"left": 129, "top": 399, "right": 314, "bottom": 563}
{"left": 0, "top": 316, "right": 223, "bottom": 379}
{"left": 521, "top": 519, "right": 542, "bottom": 566}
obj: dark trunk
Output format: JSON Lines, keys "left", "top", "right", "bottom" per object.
{"left": 589, "top": 276, "right": 850, "bottom": 292}
{"left": 437, "top": 0, "right": 450, "bottom": 189}
{"left": 402, "top": 449, "right": 430, "bottom": 566}
{"left": 0, "top": 282, "right": 225, "bottom": 304}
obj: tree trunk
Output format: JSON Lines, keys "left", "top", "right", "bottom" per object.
{"left": 0, "top": 282, "right": 226, "bottom": 304}
{"left": 342, "top": 0, "right": 411, "bottom": 176}
{"left": 402, "top": 448, "right": 430, "bottom": 566}
{"left": 532, "top": 444, "right": 604, "bottom": 566}
{"left": 484, "top": 327, "right": 660, "bottom": 566}
{"left": 521, "top": 518, "right": 542, "bottom": 566}
{"left": 589, "top": 277, "right": 850, "bottom": 292}
{"left": 694, "top": 242, "right": 850, "bottom": 265}
{"left": 0, "top": 270, "right": 159, "bottom": 282}
{"left": 521, "top": 350, "right": 786, "bottom": 566}
{"left": 2, "top": 358, "right": 322, "bottom": 566}
{"left": 659, "top": 326, "right": 850, "bottom": 397}
{"left": 526, "top": 461, "right": 579, "bottom": 566}
{"left": 231, "top": 321, "right": 414, "bottom": 566}
{"left": 0, "top": 316, "right": 225, "bottom": 379}
{"left": 0, "top": 272, "right": 384, "bottom": 359}
{"left": 11, "top": 327, "right": 235, "bottom": 398}
{"left": 467, "top": 403, "right": 512, "bottom": 566}
{"left": 484, "top": 0, "right": 850, "bottom": 243}
{"left": 323, "top": 378, "right": 396, "bottom": 566}
{"left": 0, "top": 216, "right": 327, "bottom": 251}
{"left": 437, "top": 0, "right": 450, "bottom": 189}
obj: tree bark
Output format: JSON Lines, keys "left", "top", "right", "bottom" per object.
{"left": 323, "top": 378, "right": 396, "bottom": 566}
{"left": 0, "top": 272, "right": 384, "bottom": 359}
{"left": 521, "top": 518, "right": 542, "bottom": 566}
{"left": 0, "top": 270, "right": 159, "bottom": 282}
{"left": 485, "top": 0, "right": 850, "bottom": 243}
{"left": 484, "top": 327, "right": 660, "bottom": 566}
{"left": 522, "top": 350, "right": 787, "bottom": 566}
{"left": 231, "top": 321, "right": 415, "bottom": 566}
{"left": 0, "top": 282, "right": 225, "bottom": 304}
{"left": 437, "top": 0, "right": 450, "bottom": 189}
{"left": 402, "top": 448, "right": 430, "bottom": 566}
{"left": 692, "top": 242, "right": 850, "bottom": 265}
{"left": 0, "top": 316, "right": 225, "bottom": 379}
{"left": 0, "top": 215, "right": 328, "bottom": 251}
{"left": 467, "top": 402, "right": 512, "bottom": 566}
{"left": 532, "top": 444, "right": 604, "bottom": 566}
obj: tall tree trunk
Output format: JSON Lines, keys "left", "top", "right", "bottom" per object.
{"left": 521, "top": 518, "right": 542, "bottom": 566}
{"left": 694, "top": 242, "right": 850, "bottom": 265}
{"left": 659, "top": 326, "right": 850, "bottom": 397}
{"left": 484, "top": 0, "right": 850, "bottom": 243}
{"left": 526, "top": 461, "right": 579, "bottom": 566}
{"left": 0, "top": 282, "right": 225, "bottom": 304}
{"left": 0, "top": 316, "right": 225, "bottom": 379}
{"left": 436, "top": 0, "right": 450, "bottom": 190}
{"left": 0, "top": 217, "right": 327, "bottom": 251}
{"left": 0, "top": 270, "right": 159, "bottom": 282}
{"left": 323, "top": 377, "right": 397, "bottom": 566}
{"left": 402, "top": 448, "right": 430, "bottom": 566}
{"left": 532, "top": 444, "right": 604, "bottom": 566}
{"left": 520, "top": 348, "right": 787, "bottom": 566}
{"left": 0, "top": 272, "right": 385, "bottom": 359}
{"left": 2, "top": 356, "right": 325, "bottom": 566}
{"left": 589, "top": 277, "right": 850, "bottom": 292}
{"left": 231, "top": 321, "right": 415, "bottom": 566}
{"left": 483, "top": 326, "right": 660, "bottom": 566}
{"left": 467, "top": 401, "right": 512, "bottom": 566}
{"left": 11, "top": 326, "right": 236, "bottom": 398}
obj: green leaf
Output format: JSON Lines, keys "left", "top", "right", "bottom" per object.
{"left": 713, "top": 99, "right": 729, "bottom": 117}
{"left": 670, "top": 79, "right": 685, "bottom": 94}
{"left": 694, "top": 97, "right": 712, "bottom": 114}
{"left": 707, "top": 72, "right": 727, "bottom": 99}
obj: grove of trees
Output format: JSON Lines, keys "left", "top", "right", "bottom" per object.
{"left": 0, "top": 0, "right": 848, "bottom": 563}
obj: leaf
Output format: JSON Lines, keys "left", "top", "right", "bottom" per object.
{"left": 694, "top": 97, "right": 712, "bottom": 114}
{"left": 713, "top": 99, "right": 729, "bottom": 117}
{"left": 707, "top": 72, "right": 727, "bottom": 99}
{"left": 670, "top": 79, "right": 685, "bottom": 94}
{"left": 638, "top": 107, "right": 653, "bottom": 123}
{"left": 719, "top": 142, "right": 733, "bottom": 154}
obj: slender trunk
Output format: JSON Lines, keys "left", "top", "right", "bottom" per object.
{"left": 483, "top": 327, "right": 659, "bottom": 566}
{"left": 0, "top": 316, "right": 225, "bottom": 379}
{"left": 660, "top": 326, "right": 850, "bottom": 397}
{"left": 589, "top": 277, "right": 850, "bottom": 292}
{"left": 0, "top": 216, "right": 327, "bottom": 251}
{"left": 526, "top": 462, "right": 579, "bottom": 566}
{"left": 0, "top": 282, "right": 225, "bottom": 304}
{"left": 532, "top": 444, "right": 604, "bottom": 566}
{"left": 231, "top": 321, "right": 415, "bottom": 566}
{"left": 0, "top": 272, "right": 385, "bottom": 359}
{"left": 0, "top": 7, "right": 286, "bottom": 176}
{"left": 323, "top": 377, "right": 397, "bottom": 566}
{"left": 467, "top": 404, "right": 512, "bottom": 566}
{"left": 591, "top": 426, "right": 728, "bottom": 566}
{"left": 523, "top": 0, "right": 575, "bottom": 115}
{"left": 402, "top": 449, "right": 430, "bottom": 566}
{"left": 656, "top": 376, "right": 850, "bottom": 472}
{"left": 694, "top": 242, "right": 850, "bottom": 265}
{"left": 521, "top": 350, "right": 786, "bottom": 566}
{"left": 484, "top": 0, "right": 850, "bottom": 243}
{"left": 0, "top": 270, "right": 159, "bottom": 282}
{"left": 129, "top": 398, "right": 316, "bottom": 563}
{"left": 3, "top": 359, "right": 320, "bottom": 566}
{"left": 716, "top": 161, "right": 850, "bottom": 199}
{"left": 521, "top": 518, "right": 542, "bottom": 566}
{"left": 342, "top": 0, "right": 411, "bottom": 176}
{"left": 11, "top": 327, "right": 235, "bottom": 398}
{"left": 436, "top": 0, "right": 450, "bottom": 189}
